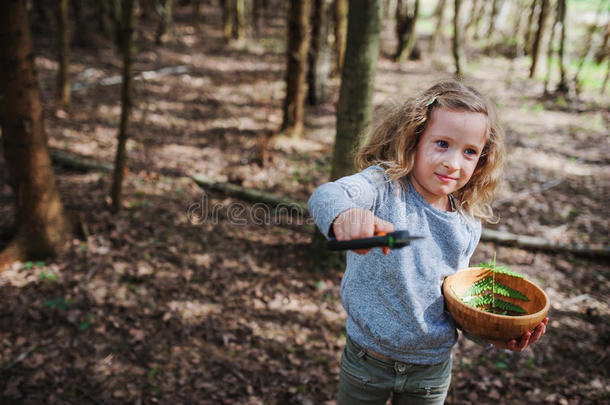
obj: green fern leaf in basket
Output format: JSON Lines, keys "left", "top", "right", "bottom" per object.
{"left": 479, "top": 262, "right": 525, "bottom": 278}
{"left": 463, "top": 276, "right": 494, "bottom": 296}
{"left": 458, "top": 257, "right": 531, "bottom": 315}
{"left": 493, "top": 283, "right": 529, "bottom": 301}
{"left": 493, "top": 298, "right": 527, "bottom": 314}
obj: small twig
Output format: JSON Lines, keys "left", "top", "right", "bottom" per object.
{"left": 1, "top": 343, "right": 39, "bottom": 371}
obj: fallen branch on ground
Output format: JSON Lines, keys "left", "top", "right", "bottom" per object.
{"left": 44, "top": 153, "right": 609, "bottom": 257}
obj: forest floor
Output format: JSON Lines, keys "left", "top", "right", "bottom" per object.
{"left": 1, "top": 3, "right": 609, "bottom": 405}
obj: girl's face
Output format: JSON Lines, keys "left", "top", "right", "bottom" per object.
{"left": 410, "top": 107, "right": 488, "bottom": 211}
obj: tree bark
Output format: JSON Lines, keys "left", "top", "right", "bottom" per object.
{"left": 332, "top": 0, "right": 380, "bottom": 180}
{"left": 334, "top": 0, "right": 348, "bottom": 75}
{"left": 0, "top": 0, "right": 71, "bottom": 269}
{"left": 57, "top": 0, "right": 71, "bottom": 107}
{"left": 556, "top": 0, "right": 568, "bottom": 93}
{"left": 394, "top": 0, "right": 419, "bottom": 62}
{"left": 453, "top": 0, "right": 463, "bottom": 78}
{"left": 573, "top": 0, "right": 605, "bottom": 94}
{"left": 543, "top": 4, "right": 558, "bottom": 95}
{"left": 311, "top": 0, "right": 381, "bottom": 271}
{"left": 485, "top": 0, "right": 501, "bottom": 43}
{"left": 307, "top": 0, "right": 332, "bottom": 105}
{"left": 156, "top": 0, "right": 174, "bottom": 45}
{"left": 233, "top": 0, "right": 245, "bottom": 40}
{"left": 430, "top": 0, "right": 446, "bottom": 53}
{"left": 281, "top": 0, "right": 310, "bottom": 136}
{"left": 529, "top": 0, "right": 549, "bottom": 78}
{"left": 111, "top": 0, "right": 137, "bottom": 212}
{"left": 524, "top": 0, "right": 538, "bottom": 56}
{"left": 221, "top": 0, "right": 233, "bottom": 42}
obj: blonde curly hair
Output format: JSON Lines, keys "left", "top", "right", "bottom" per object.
{"left": 355, "top": 79, "right": 505, "bottom": 223}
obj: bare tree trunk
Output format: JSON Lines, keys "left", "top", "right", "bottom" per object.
{"left": 543, "top": 5, "right": 558, "bottom": 95}
{"left": 594, "top": 22, "right": 609, "bottom": 64}
{"left": 485, "top": 0, "right": 501, "bottom": 44}
{"left": 464, "top": 0, "right": 479, "bottom": 38}
{"left": 602, "top": 58, "right": 609, "bottom": 95}
{"left": 111, "top": 0, "right": 137, "bottom": 212}
{"left": 57, "top": 0, "right": 70, "bottom": 107}
{"left": 0, "top": 0, "right": 72, "bottom": 269}
{"left": 430, "top": 0, "right": 446, "bottom": 53}
{"left": 156, "top": 0, "right": 174, "bottom": 44}
{"left": 71, "top": 0, "right": 90, "bottom": 46}
{"left": 529, "top": 0, "right": 549, "bottom": 78}
{"left": 334, "top": 0, "right": 348, "bottom": 75}
{"left": 573, "top": 0, "right": 605, "bottom": 94}
{"left": 453, "top": 0, "right": 463, "bottom": 78}
{"left": 311, "top": 0, "right": 381, "bottom": 272}
{"left": 221, "top": 0, "right": 233, "bottom": 42}
{"left": 472, "top": 0, "right": 486, "bottom": 40}
{"left": 281, "top": 0, "right": 310, "bottom": 136}
{"left": 193, "top": 0, "right": 201, "bottom": 31}
{"left": 308, "top": 0, "right": 332, "bottom": 105}
{"left": 99, "top": 0, "right": 113, "bottom": 37}
{"left": 394, "top": 0, "right": 419, "bottom": 62}
{"left": 556, "top": 0, "right": 568, "bottom": 93}
{"left": 524, "top": 0, "right": 538, "bottom": 56}
{"left": 233, "top": 0, "right": 245, "bottom": 40}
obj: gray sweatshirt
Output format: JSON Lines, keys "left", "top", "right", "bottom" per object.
{"left": 308, "top": 166, "right": 481, "bottom": 365}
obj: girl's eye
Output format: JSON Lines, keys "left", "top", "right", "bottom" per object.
{"left": 436, "top": 140, "right": 448, "bottom": 148}
{"left": 464, "top": 148, "right": 477, "bottom": 156}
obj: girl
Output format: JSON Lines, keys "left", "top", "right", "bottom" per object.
{"left": 308, "top": 80, "right": 547, "bottom": 404}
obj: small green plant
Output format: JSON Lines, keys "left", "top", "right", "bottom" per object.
{"left": 458, "top": 255, "right": 530, "bottom": 315}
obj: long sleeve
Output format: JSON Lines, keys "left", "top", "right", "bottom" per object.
{"left": 307, "top": 166, "right": 387, "bottom": 238}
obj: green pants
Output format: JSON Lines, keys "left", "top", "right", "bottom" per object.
{"left": 338, "top": 336, "right": 452, "bottom": 405}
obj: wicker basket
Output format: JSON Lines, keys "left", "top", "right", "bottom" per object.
{"left": 443, "top": 267, "right": 550, "bottom": 341}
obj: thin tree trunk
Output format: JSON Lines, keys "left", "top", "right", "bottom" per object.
{"left": 99, "top": 0, "right": 113, "bottom": 37}
{"left": 221, "top": 0, "right": 233, "bottom": 42}
{"left": 193, "top": 0, "right": 201, "bottom": 31}
{"left": 308, "top": 0, "right": 332, "bottom": 105}
{"left": 453, "top": 0, "right": 462, "bottom": 78}
{"left": 57, "top": 0, "right": 70, "bottom": 107}
{"left": 334, "top": 0, "right": 348, "bottom": 75}
{"left": 0, "top": 0, "right": 71, "bottom": 269}
{"left": 311, "top": 0, "right": 381, "bottom": 272}
{"left": 472, "top": 0, "right": 486, "bottom": 40}
{"left": 233, "top": 0, "right": 245, "bottom": 40}
{"left": 156, "top": 0, "right": 174, "bottom": 44}
{"left": 394, "top": 0, "right": 419, "bottom": 62}
{"left": 543, "top": 4, "right": 558, "bottom": 95}
{"left": 524, "top": 0, "right": 538, "bottom": 56}
{"left": 430, "top": 0, "right": 446, "bottom": 53}
{"left": 529, "top": 0, "right": 549, "bottom": 78}
{"left": 573, "top": 0, "right": 605, "bottom": 94}
{"left": 332, "top": 0, "right": 380, "bottom": 180}
{"left": 281, "top": 0, "right": 310, "bottom": 136}
{"left": 485, "top": 0, "right": 501, "bottom": 43}
{"left": 602, "top": 57, "right": 609, "bottom": 95}
{"left": 594, "top": 22, "right": 609, "bottom": 63}
{"left": 556, "top": 0, "right": 568, "bottom": 93}
{"left": 111, "top": 0, "right": 137, "bottom": 212}
{"left": 464, "top": 0, "right": 479, "bottom": 39}
{"left": 71, "top": 0, "right": 90, "bottom": 46}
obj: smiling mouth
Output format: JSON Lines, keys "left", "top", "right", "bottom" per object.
{"left": 435, "top": 173, "right": 456, "bottom": 182}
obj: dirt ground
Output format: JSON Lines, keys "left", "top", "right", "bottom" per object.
{"left": 1, "top": 3, "right": 609, "bottom": 404}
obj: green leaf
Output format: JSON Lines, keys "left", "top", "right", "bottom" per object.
{"left": 494, "top": 298, "right": 527, "bottom": 314}
{"left": 493, "top": 283, "right": 529, "bottom": 301}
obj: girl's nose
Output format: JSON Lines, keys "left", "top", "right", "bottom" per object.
{"left": 443, "top": 151, "right": 460, "bottom": 170}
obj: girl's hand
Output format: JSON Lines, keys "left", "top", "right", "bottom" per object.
{"left": 488, "top": 317, "right": 549, "bottom": 352}
{"left": 332, "top": 208, "right": 395, "bottom": 255}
